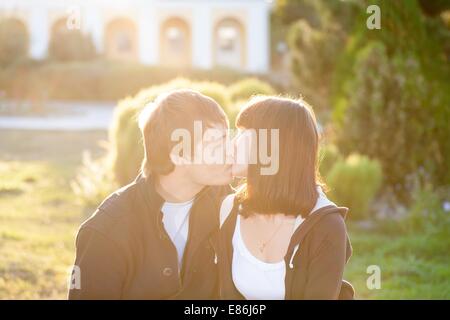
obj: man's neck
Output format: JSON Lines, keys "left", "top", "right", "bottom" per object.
{"left": 155, "top": 169, "right": 204, "bottom": 203}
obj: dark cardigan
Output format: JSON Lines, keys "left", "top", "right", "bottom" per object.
{"left": 217, "top": 198, "right": 354, "bottom": 300}
{"left": 69, "top": 174, "right": 230, "bottom": 299}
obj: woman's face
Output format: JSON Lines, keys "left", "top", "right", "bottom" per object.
{"left": 232, "top": 129, "right": 254, "bottom": 178}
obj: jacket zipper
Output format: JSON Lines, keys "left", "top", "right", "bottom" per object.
{"left": 289, "top": 244, "right": 300, "bottom": 269}
{"left": 209, "top": 238, "right": 218, "bottom": 264}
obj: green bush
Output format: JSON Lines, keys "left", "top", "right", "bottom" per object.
{"left": 334, "top": 41, "right": 449, "bottom": 198}
{"left": 287, "top": 19, "right": 345, "bottom": 107}
{"left": 228, "top": 78, "right": 275, "bottom": 101}
{"left": 109, "top": 97, "right": 144, "bottom": 186}
{"left": 403, "top": 185, "right": 449, "bottom": 233}
{"left": 192, "top": 81, "right": 231, "bottom": 110}
{"left": 418, "top": 0, "right": 450, "bottom": 16}
{"left": 71, "top": 151, "right": 116, "bottom": 208}
{"left": 0, "top": 18, "right": 29, "bottom": 66}
{"left": 274, "top": 0, "right": 359, "bottom": 31}
{"left": 283, "top": 0, "right": 359, "bottom": 112}
{"left": 332, "top": 0, "right": 450, "bottom": 196}
{"left": 0, "top": 61, "right": 253, "bottom": 101}
{"left": 326, "top": 154, "right": 382, "bottom": 220}
{"left": 378, "top": 183, "right": 450, "bottom": 236}
{"left": 227, "top": 100, "right": 247, "bottom": 129}
{"left": 131, "top": 77, "right": 232, "bottom": 109}
{"left": 318, "top": 144, "right": 342, "bottom": 178}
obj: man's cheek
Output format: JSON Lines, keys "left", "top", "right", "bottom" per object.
{"left": 232, "top": 163, "right": 248, "bottom": 178}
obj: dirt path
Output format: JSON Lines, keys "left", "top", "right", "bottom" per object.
{"left": 0, "top": 101, "right": 115, "bottom": 131}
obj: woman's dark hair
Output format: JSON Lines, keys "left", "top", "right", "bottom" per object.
{"left": 235, "top": 96, "right": 323, "bottom": 218}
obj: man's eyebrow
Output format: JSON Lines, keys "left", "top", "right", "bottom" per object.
{"left": 210, "top": 130, "right": 227, "bottom": 139}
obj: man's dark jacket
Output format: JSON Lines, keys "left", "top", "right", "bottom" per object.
{"left": 68, "top": 174, "right": 230, "bottom": 299}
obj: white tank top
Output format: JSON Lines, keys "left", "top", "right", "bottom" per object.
{"left": 230, "top": 187, "right": 336, "bottom": 300}
{"left": 232, "top": 215, "right": 303, "bottom": 300}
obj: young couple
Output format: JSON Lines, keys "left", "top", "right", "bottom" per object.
{"left": 68, "top": 89, "right": 354, "bottom": 300}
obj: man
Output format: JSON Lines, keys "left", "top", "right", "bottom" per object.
{"left": 68, "top": 89, "right": 232, "bottom": 299}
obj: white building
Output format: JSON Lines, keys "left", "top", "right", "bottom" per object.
{"left": 0, "top": 0, "right": 271, "bottom": 73}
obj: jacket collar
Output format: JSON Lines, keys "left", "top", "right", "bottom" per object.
{"left": 288, "top": 205, "right": 348, "bottom": 249}
{"left": 180, "top": 185, "right": 220, "bottom": 276}
{"left": 136, "top": 172, "right": 220, "bottom": 270}
{"left": 136, "top": 173, "right": 217, "bottom": 229}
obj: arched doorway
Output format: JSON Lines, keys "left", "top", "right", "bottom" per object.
{"left": 160, "top": 17, "right": 191, "bottom": 67}
{"left": 214, "top": 18, "right": 245, "bottom": 69}
{"left": 0, "top": 17, "right": 29, "bottom": 65}
{"left": 105, "top": 18, "right": 138, "bottom": 61}
{"left": 49, "top": 17, "right": 96, "bottom": 61}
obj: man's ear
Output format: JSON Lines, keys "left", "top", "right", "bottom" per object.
{"left": 169, "top": 152, "right": 191, "bottom": 166}
{"left": 170, "top": 127, "right": 192, "bottom": 166}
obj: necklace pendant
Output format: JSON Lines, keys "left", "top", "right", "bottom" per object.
{"left": 259, "top": 243, "right": 266, "bottom": 253}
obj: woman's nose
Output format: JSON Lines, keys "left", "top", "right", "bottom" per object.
{"left": 225, "top": 139, "right": 237, "bottom": 164}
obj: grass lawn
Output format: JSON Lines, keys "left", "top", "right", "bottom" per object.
{"left": 0, "top": 130, "right": 448, "bottom": 299}
{"left": 0, "top": 130, "right": 105, "bottom": 299}
{"left": 0, "top": 161, "right": 85, "bottom": 299}
{"left": 345, "top": 224, "right": 449, "bottom": 299}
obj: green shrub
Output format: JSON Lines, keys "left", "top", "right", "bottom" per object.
{"left": 407, "top": 189, "right": 446, "bottom": 232}
{"left": 0, "top": 18, "right": 29, "bottom": 66}
{"left": 318, "top": 144, "right": 342, "bottom": 178}
{"left": 192, "top": 81, "right": 231, "bottom": 110}
{"left": 332, "top": 0, "right": 450, "bottom": 196}
{"left": 109, "top": 97, "right": 144, "bottom": 186}
{"left": 286, "top": 2, "right": 353, "bottom": 113}
{"left": 326, "top": 154, "right": 382, "bottom": 220}
{"left": 130, "top": 77, "right": 232, "bottom": 108}
{"left": 228, "top": 78, "right": 275, "bottom": 101}
{"left": 227, "top": 99, "right": 247, "bottom": 129}
{"left": 401, "top": 184, "right": 450, "bottom": 234}
{"left": 0, "top": 61, "right": 250, "bottom": 101}
{"left": 334, "top": 41, "right": 449, "bottom": 198}
{"left": 379, "top": 184, "right": 450, "bottom": 236}
{"left": 288, "top": 20, "right": 345, "bottom": 96}
{"left": 418, "top": 0, "right": 450, "bottom": 16}
{"left": 71, "top": 151, "right": 117, "bottom": 208}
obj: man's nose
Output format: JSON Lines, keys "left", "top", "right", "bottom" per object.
{"left": 225, "top": 137, "right": 237, "bottom": 164}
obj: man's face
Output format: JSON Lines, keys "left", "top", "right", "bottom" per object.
{"left": 184, "top": 123, "right": 233, "bottom": 186}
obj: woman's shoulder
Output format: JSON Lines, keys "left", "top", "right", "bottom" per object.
{"left": 309, "top": 208, "right": 348, "bottom": 241}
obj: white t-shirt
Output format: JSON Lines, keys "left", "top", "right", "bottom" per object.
{"left": 231, "top": 187, "right": 336, "bottom": 300}
{"left": 161, "top": 198, "right": 194, "bottom": 266}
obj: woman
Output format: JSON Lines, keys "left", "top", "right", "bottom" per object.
{"left": 218, "top": 96, "right": 354, "bottom": 300}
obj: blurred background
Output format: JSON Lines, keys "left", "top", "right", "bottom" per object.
{"left": 0, "top": 0, "right": 449, "bottom": 299}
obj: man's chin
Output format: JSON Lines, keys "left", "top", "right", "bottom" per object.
{"left": 210, "top": 173, "right": 233, "bottom": 186}
{"left": 231, "top": 167, "right": 247, "bottom": 179}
